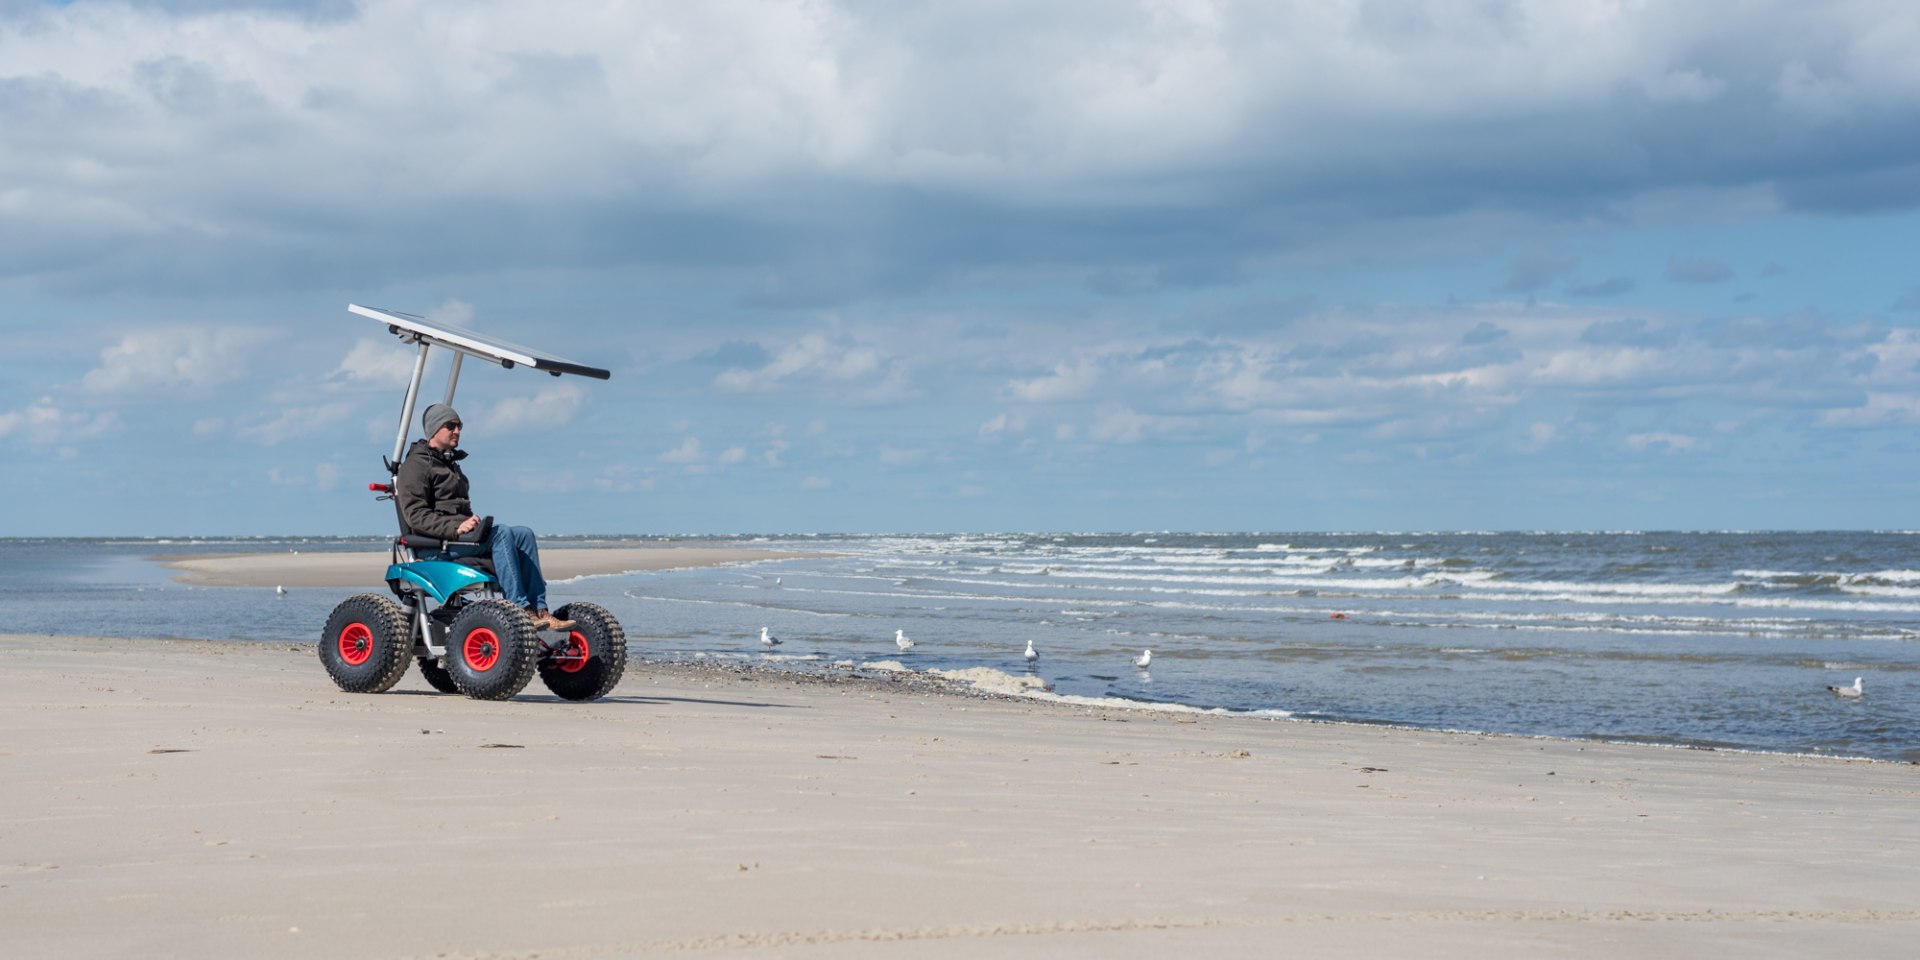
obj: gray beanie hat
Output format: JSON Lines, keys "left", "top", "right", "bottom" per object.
{"left": 422, "top": 403, "right": 462, "bottom": 436}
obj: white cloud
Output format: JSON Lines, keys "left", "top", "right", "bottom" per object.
{"left": 1819, "top": 392, "right": 1920, "bottom": 428}
{"left": 485, "top": 382, "right": 584, "bottom": 433}
{"left": 82, "top": 327, "right": 266, "bottom": 394}
{"left": 1625, "top": 432, "right": 1699, "bottom": 453}
{"left": 979, "top": 411, "right": 1027, "bottom": 437}
{"left": 237, "top": 402, "right": 355, "bottom": 445}
{"left": 1088, "top": 406, "right": 1152, "bottom": 444}
{"left": 715, "top": 332, "right": 885, "bottom": 392}
{"left": 659, "top": 437, "right": 703, "bottom": 463}
{"left": 333, "top": 338, "right": 417, "bottom": 385}
{"left": 1007, "top": 360, "right": 1100, "bottom": 402}
{"left": 0, "top": 398, "right": 118, "bottom": 444}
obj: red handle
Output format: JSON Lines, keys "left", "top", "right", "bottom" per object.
{"left": 369, "top": 482, "right": 392, "bottom": 493}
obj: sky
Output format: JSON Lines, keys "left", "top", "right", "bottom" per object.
{"left": 3, "top": 0, "right": 1920, "bottom": 536}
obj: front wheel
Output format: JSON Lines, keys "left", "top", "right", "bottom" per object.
{"left": 538, "top": 602, "right": 628, "bottom": 701}
{"left": 445, "top": 599, "right": 538, "bottom": 701}
{"left": 320, "top": 594, "right": 412, "bottom": 693}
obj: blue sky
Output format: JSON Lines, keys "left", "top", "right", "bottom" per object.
{"left": 4, "top": 0, "right": 1919, "bottom": 536}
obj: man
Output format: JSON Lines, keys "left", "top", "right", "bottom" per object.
{"left": 396, "top": 403, "right": 574, "bottom": 631}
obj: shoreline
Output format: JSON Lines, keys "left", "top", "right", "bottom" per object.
{"left": 157, "top": 543, "right": 810, "bottom": 587}
{"left": 5, "top": 633, "right": 1917, "bottom": 958}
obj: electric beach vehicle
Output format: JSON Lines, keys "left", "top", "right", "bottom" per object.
{"left": 318, "top": 304, "right": 626, "bottom": 701}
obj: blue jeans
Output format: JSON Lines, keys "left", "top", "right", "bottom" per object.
{"left": 485, "top": 524, "right": 550, "bottom": 611}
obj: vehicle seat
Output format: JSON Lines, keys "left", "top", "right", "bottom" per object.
{"left": 380, "top": 474, "right": 495, "bottom": 575}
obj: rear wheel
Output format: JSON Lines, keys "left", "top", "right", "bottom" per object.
{"left": 538, "top": 602, "right": 628, "bottom": 701}
{"left": 445, "top": 599, "right": 538, "bottom": 700}
{"left": 417, "top": 657, "right": 460, "bottom": 693}
{"left": 319, "top": 594, "right": 412, "bottom": 693}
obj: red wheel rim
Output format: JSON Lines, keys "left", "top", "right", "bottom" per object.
{"left": 555, "top": 631, "right": 590, "bottom": 674}
{"left": 337, "top": 623, "right": 373, "bottom": 666}
{"left": 463, "top": 628, "right": 501, "bottom": 671}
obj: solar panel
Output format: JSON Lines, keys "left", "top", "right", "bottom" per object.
{"left": 348, "top": 303, "right": 611, "bottom": 380}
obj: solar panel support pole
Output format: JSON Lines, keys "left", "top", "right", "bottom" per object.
{"left": 443, "top": 352, "right": 464, "bottom": 406}
{"left": 391, "top": 341, "right": 432, "bottom": 470}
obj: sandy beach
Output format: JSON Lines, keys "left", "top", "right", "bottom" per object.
{"left": 160, "top": 544, "right": 808, "bottom": 588}
{"left": 3, "top": 634, "right": 1916, "bottom": 959}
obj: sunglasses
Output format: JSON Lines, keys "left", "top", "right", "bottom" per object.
{"left": 442, "top": 422, "right": 463, "bottom": 432}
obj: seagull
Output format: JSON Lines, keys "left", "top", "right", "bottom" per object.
{"left": 760, "top": 627, "right": 781, "bottom": 648}
{"left": 1827, "top": 676, "right": 1863, "bottom": 699}
{"left": 275, "top": 585, "right": 286, "bottom": 596}
{"left": 896, "top": 629, "right": 915, "bottom": 652}
{"left": 1135, "top": 649, "right": 1152, "bottom": 669}
{"left": 1024, "top": 639, "right": 1038, "bottom": 663}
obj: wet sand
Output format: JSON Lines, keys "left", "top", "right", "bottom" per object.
{"left": 2, "top": 634, "right": 1916, "bottom": 959}
{"left": 160, "top": 544, "right": 806, "bottom": 587}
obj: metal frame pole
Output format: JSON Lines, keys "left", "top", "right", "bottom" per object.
{"left": 391, "top": 342, "right": 432, "bottom": 470}
{"left": 443, "top": 352, "right": 464, "bottom": 406}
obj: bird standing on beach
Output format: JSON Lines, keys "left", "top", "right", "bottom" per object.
{"left": 896, "top": 629, "right": 915, "bottom": 652}
{"left": 760, "top": 627, "right": 781, "bottom": 648}
{"left": 1024, "top": 639, "right": 1038, "bottom": 663}
{"left": 275, "top": 585, "right": 286, "bottom": 596}
{"left": 1135, "top": 649, "right": 1152, "bottom": 669}
{"left": 1827, "top": 676, "right": 1863, "bottom": 699}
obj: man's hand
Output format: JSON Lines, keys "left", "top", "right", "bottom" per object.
{"left": 458, "top": 516, "right": 480, "bottom": 536}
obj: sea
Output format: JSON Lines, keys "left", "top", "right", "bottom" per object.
{"left": 3, "top": 531, "right": 1915, "bottom": 763}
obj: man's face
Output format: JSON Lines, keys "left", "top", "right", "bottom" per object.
{"left": 429, "top": 420, "right": 462, "bottom": 451}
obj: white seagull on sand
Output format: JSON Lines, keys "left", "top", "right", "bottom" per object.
{"left": 896, "top": 629, "right": 915, "bottom": 652}
{"left": 1827, "top": 676, "right": 1863, "bottom": 699}
{"left": 275, "top": 585, "right": 286, "bottom": 596}
{"left": 760, "top": 627, "right": 781, "bottom": 648}
{"left": 1135, "top": 649, "right": 1153, "bottom": 669}
{"left": 1024, "top": 639, "right": 1038, "bottom": 663}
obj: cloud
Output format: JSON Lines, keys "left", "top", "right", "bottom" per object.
{"left": 1664, "top": 258, "right": 1734, "bottom": 284}
{"left": 333, "top": 337, "right": 416, "bottom": 385}
{"left": 1499, "top": 251, "right": 1579, "bottom": 294}
{"left": 659, "top": 437, "right": 703, "bottom": 463}
{"left": 81, "top": 327, "right": 266, "bottom": 393}
{"left": 715, "top": 332, "right": 885, "bottom": 393}
{"left": 7, "top": 2, "right": 1920, "bottom": 300}
{"left": 1625, "top": 432, "right": 1699, "bottom": 453}
{"left": 237, "top": 402, "right": 353, "bottom": 445}
{"left": 979, "top": 411, "right": 1027, "bottom": 437}
{"left": 0, "top": 398, "right": 118, "bottom": 444}
{"left": 1007, "top": 360, "right": 1100, "bottom": 403}
{"left": 484, "top": 382, "right": 583, "bottom": 433}
{"left": 1819, "top": 392, "right": 1920, "bottom": 427}
{"left": 1569, "top": 277, "right": 1635, "bottom": 298}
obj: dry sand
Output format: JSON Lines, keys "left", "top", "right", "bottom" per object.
{"left": 3, "top": 635, "right": 1916, "bottom": 959}
{"left": 161, "top": 545, "right": 806, "bottom": 588}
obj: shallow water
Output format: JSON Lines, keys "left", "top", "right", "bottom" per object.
{"left": 3, "top": 532, "right": 1915, "bottom": 761}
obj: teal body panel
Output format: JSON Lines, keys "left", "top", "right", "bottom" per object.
{"left": 386, "top": 560, "right": 494, "bottom": 603}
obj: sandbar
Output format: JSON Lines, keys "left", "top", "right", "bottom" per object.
{"left": 159, "top": 544, "right": 807, "bottom": 587}
{"left": 2, "top": 634, "right": 1916, "bottom": 959}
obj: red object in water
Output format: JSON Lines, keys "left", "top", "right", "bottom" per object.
{"left": 1329, "top": 612, "right": 1348, "bottom": 620}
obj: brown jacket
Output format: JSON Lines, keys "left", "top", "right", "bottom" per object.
{"left": 395, "top": 439, "right": 473, "bottom": 541}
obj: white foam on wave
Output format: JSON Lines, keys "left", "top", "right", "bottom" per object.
{"left": 926, "top": 665, "right": 1293, "bottom": 718}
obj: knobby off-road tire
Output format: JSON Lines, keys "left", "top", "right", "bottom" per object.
{"left": 417, "top": 656, "right": 460, "bottom": 693}
{"left": 320, "top": 594, "right": 412, "bottom": 693}
{"left": 538, "top": 602, "right": 628, "bottom": 701}
{"left": 445, "top": 598, "right": 539, "bottom": 701}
